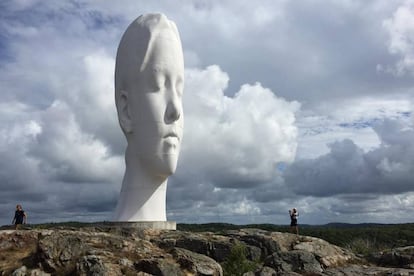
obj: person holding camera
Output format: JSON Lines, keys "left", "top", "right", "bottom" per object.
{"left": 289, "top": 208, "right": 299, "bottom": 235}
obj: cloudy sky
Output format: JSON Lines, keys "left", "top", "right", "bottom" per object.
{"left": 1, "top": 0, "right": 413, "bottom": 226}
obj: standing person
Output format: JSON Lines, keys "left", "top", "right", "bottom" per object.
{"left": 289, "top": 208, "right": 299, "bottom": 235}
{"left": 12, "top": 204, "right": 27, "bottom": 229}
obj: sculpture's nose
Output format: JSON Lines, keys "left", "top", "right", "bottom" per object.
{"left": 165, "top": 96, "right": 181, "bottom": 123}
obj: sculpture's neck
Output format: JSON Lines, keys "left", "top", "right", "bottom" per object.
{"left": 113, "top": 150, "right": 168, "bottom": 221}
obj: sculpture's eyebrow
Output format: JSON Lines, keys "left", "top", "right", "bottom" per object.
{"left": 145, "top": 66, "right": 164, "bottom": 81}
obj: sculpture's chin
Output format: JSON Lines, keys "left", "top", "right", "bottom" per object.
{"left": 141, "top": 153, "right": 179, "bottom": 178}
{"left": 161, "top": 153, "right": 179, "bottom": 176}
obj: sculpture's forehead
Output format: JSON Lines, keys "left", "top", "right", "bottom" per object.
{"left": 143, "top": 30, "right": 184, "bottom": 72}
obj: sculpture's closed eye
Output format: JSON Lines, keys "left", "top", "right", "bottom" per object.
{"left": 148, "top": 73, "right": 164, "bottom": 92}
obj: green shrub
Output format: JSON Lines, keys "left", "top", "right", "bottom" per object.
{"left": 346, "top": 237, "right": 387, "bottom": 256}
{"left": 221, "top": 243, "right": 259, "bottom": 276}
{"left": 346, "top": 238, "right": 373, "bottom": 255}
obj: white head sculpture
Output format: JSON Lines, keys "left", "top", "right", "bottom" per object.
{"left": 113, "top": 13, "right": 184, "bottom": 221}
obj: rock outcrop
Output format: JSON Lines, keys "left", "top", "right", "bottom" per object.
{"left": 0, "top": 226, "right": 413, "bottom": 275}
{"left": 369, "top": 246, "right": 414, "bottom": 269}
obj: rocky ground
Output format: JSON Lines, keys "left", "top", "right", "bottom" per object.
{"left": 0, "top": 226, "right": 413, "bottom": 275}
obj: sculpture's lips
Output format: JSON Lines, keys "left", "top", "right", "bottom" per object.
{"left": 163, "top": 132, "right": 180, "bottom": 141}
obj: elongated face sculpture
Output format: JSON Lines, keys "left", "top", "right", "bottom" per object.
{"left": 113, "top": 13, "right": 184, "bottom": 222}
{"left": 115, "top": 13, "right": 184, "bottom": 177}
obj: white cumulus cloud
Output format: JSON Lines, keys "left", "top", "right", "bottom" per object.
{"left": 179, "top": 65, "right": 300, "bottom": 188}
{"left": 381, "top": 0, "right": 414, "bottom": 75}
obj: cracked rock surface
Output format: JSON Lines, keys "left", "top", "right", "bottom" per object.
{"left": 0, "top": 226, "right": 413, "bottom": 275}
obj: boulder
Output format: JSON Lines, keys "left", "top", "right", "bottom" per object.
{"left": 12, "top": 266, "right": 27, "bottom": 276}
{"left": 76, "top": 255, "right": 107, "bottom": 275}
{"left": 29, "top": 269, "right": 51, "bottom": 276}
{"left": 231, "top": 229, "right": 354, "bottom": 267}
{"left": 233, "top": 229, "right": 282, "bottom": 259}
{"left": 172, "top": 247, "right": 223, "bottom": 276}
{"left": 242, "top": 266, "right": 279, "bottom": 276}
{"left": 38, "top": 230, "right": 86, "bottom": 271}
{"left": 0, "top": 231, "right": 39, "bottom": 275}
{"left": 156, "top": 231, "right": 234, "bottom": 262}
{"left": 291, "top": 236, "right": 355, "bottom": 267}
{"left": 369, "top": 246, "right": 414, "bottom": 268}
{"left": 134, "top": 258, "right": 183, "bottom": 275}
{"left": 264, "top": 250, "right": 323, "bottom": 274}
{"left": 323, "top": 264, "right": 414, "bottom": 275}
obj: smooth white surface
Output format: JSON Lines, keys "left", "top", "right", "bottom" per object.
{"left": 113, "top": 13, "right": 184, "bottom": 221}
{"left": 100, "top": 221, "right": 176, "bottom": 230}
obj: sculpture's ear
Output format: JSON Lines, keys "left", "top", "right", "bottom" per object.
{"left": 118, "top": 90, "right": 133, "bottom": 133}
